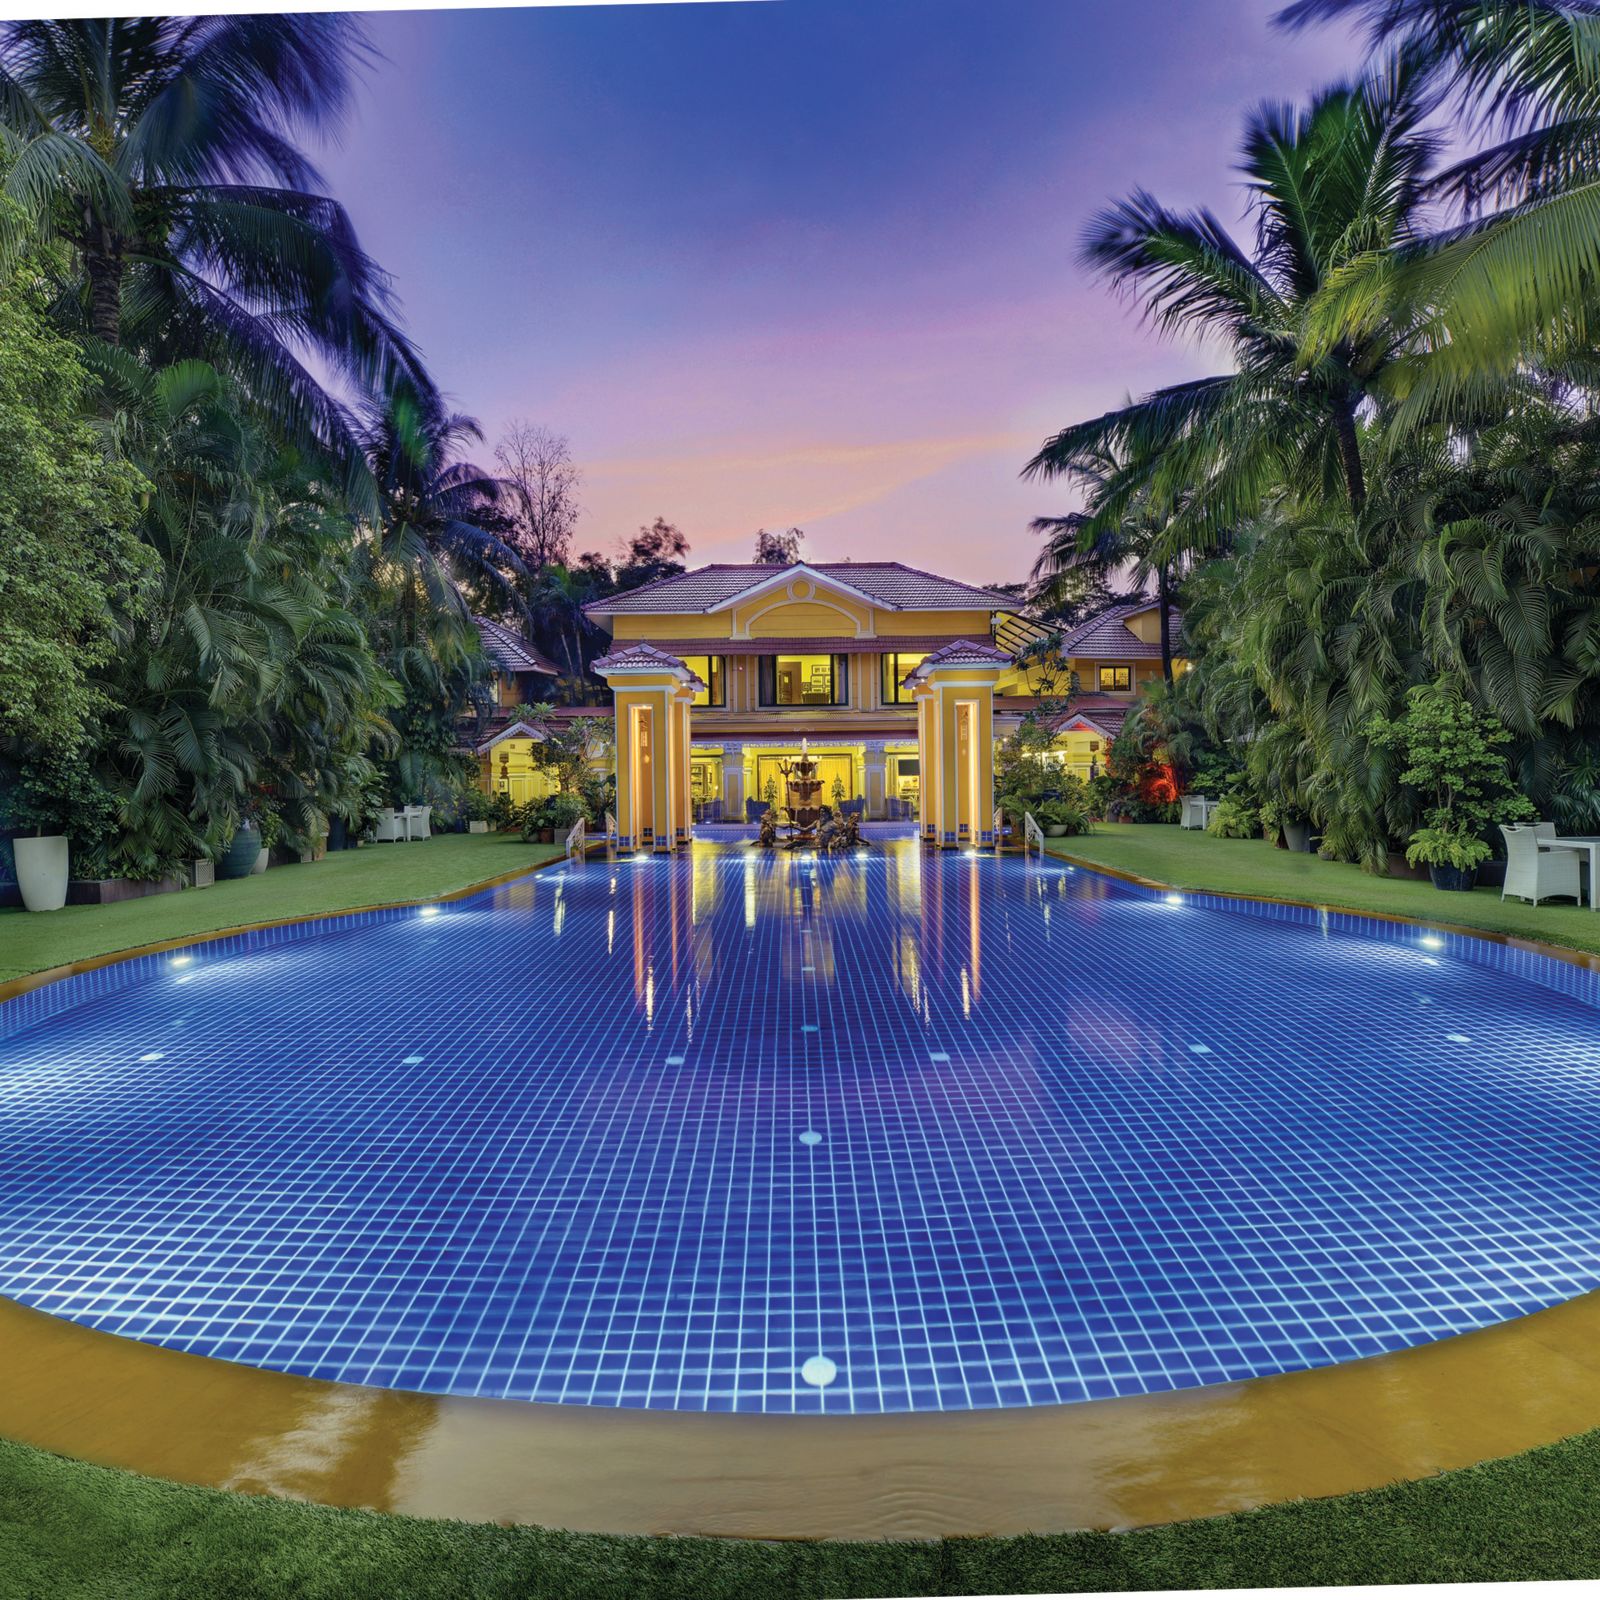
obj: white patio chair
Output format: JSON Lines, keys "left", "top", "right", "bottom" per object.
{"left": 1180, "top": 795, "right": 1210, "bottom": 830}
{"left": 373, "top": 807, "right": 407, "bottom": 843}
{"left": 1501, "top": 823, "right": 1582, "bottom": 906}
{"left": 404, "top": 804, "right": 432, "bottom": 841}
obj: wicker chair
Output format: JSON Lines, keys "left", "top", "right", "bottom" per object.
{"left": 1500, "top": 823, "right": 1582, "bottom": 906}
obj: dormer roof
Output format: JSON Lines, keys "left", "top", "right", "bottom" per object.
{"left": 1056, "top": 601, "right": 1181, "bottom": 662}
{"left": 473, "top": 616, "right": 560, "bottom": 676}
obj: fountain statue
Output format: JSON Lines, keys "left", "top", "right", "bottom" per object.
{"left": 777, "top": 739, "right": 825, "bottom": 846}
{"left": 759, "top": 739, "right": 865, "bottom": 851}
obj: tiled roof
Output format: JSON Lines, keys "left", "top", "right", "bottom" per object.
{"left": 474, "top": 616, "right": 560, "bottom": 676}
{"left": 590, "top": 642, "right": 706, "bottom": 689}
{"left": 624, "top": 634, "right": 979, "bottom": 657}
{"left": 474, "top": 719, "right": 548, "bottom": 753}
{"left": 455, "top": 705, "right": 610, "bottom": 749}
{"left": 584, "top": 562, "right": 1014, "bottom": 618}
{"left": 903, "top": 639, "right": 1013, "bottom": 683}
{"left": 1055, "top": 601, "right": 1180, "bottom": 662}
{"left": 1047, "top": 693, "right": 1135, "bottom": 736}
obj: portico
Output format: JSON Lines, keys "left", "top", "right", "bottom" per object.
{"left": 903, "top": 640, "right": 1010, "bottom": 848}
{"left": 592, "top": 643, "right": 703, "bottom": 852}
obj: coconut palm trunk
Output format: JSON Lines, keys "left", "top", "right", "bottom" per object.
{"left": 1157, "top": 565, "right": 1174, "bottom": 684}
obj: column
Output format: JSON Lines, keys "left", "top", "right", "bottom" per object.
{"left": 672, "top": 690, "right": 693, "bottom": 847}
{"left": 904, "top": 642, "right": 1010, "bottom": 850}
{"left": 863, "top": 742, "right": 889, "bottom": 820}
{"left": 722, "top": 742, "right": 745, "bottom": 820}
{"left": 940, "top": 690, "right": 962, "bottom": 847}
{"left": 594, "top": 646, "right": 705, "bottom": 853}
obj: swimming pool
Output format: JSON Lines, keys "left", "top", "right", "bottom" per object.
{"left": 2, "top": 842, "right": 1598, "bottom": 1415}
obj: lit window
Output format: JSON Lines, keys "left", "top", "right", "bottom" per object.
{"left": 1099, "top": 665, "right": 1132, "bottom": 692}
{"left": 681, "top": 655, "right": 725, "bottom": 708}
{"left": 759, "top": 654, "right": 848, "bottom": 707}
{"left": 881, "top": 652, "right": 927, "bottom": 704}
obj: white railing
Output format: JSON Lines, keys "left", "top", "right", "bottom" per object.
{"left": 604, "top": 810, "right": 618, "bottom": 849}
{"left": 1023, "top": 811, "right": 1045, "bottom": 861}
{"left": 565, "top": 815, "right": 586, "bottom": 860}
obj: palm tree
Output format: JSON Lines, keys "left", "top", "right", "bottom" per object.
{"left": 532, "top": 562, "right": 608, "bottom": 683}
{"left": 0, "top": 17, "right": 431, "bottom": 493}
{"left": 355, "top": 398, "right": 527, "bottom": 796}
{"left": 1280, "top": 0, "right": 1600, "bottom": 402}
{"left": 1027, "top": 443, "right": 1195, "bottom": 683}
{"left": 359, "top": 398, "right": 524, "bottom": 633}
{"left": 1027, "top": 54, "right": 1441, "bottom": 524}
{"left": 86, "top": 351, "right": 398, "bottom": 872}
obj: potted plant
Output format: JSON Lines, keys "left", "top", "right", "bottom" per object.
{"left": 252, "top": 805, "right": 283, "bottom": 874}
{"left": 1368, "top": 679, "right": 1536, "bottom": 893}
{"left": 520, "top": 797, "right": 555, "bottom": 844}
{"left": 1035, "top": 798, "right": 1089, "bottom": 838}
{"left": 1259, "top": 796, "right": 1312, "bottom": 852}
{"left": 217, "top": 816, "right": 262, "bottom": 880}
{"left": 1205, "top": 794, "right": 1260, "bottom": 839}
{"left": 1404, "top": 824, "right": 1491, "bottom": 892}
{"left": 464, "top": 789, "right": 496, "bottom": 834}
{"left": 544, "top": 793, "right": 587, "bottom": 841}
{"left": 0, "top": 750, "right": 125, "bottom": 912}
{"left": 12, "top": 829, "right": 69, "bottom": 912}
{"left": 1280, "top": 807, "right": 1312, "bottom": 854}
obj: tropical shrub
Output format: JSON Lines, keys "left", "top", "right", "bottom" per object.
{"left": 575, "top": 769, "right": 616, "bottom": 826}
{"left": 1367, "top": 679, "right": 1535, "bottom": 871}
{"left": 520, "top": 792, "right": 585, "bottom": 839}
{"left": 0, "top": 229, "right": 148, "bottom": 755}
{"left": 993, "top": 708, "right": 1066, "bottom": 814}
{"left": 1035, "top": 798, "right": 1091, "bottom": 836}
{"left": 1403, "top": 825, "right": 1492, "bottom": 873}
{"left": 0, "top": 749, "right": 121, "bottom": 882}
{"left": 1206, "top": 795, "right": 1261, "bottom": 839}
{"left": 1102, "top": 716, "right": 1182, "bottom": 823}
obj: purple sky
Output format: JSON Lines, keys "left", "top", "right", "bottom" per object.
{"left": 320, "top": 0, "right": 1362, "bottom": 585}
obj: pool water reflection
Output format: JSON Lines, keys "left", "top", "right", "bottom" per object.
{"left": 1, "top": 842, "right": 1599, "bottom": 1414}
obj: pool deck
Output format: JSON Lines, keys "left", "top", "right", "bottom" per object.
{"left": 7, "top": 1281, "right": 1600, "bottom": 1539}
{"left": 5, "top": 842, "right": 1600, "bottom": 1539}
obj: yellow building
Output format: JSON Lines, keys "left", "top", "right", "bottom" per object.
{"left": 578, "top": 562, "right": 1182, "bottom": 829}
{"left": 467, "top": 616, "right": 570, "bottom": 808}
{"left": 1007, "top": 598, "right": 1185, "bottom": 780}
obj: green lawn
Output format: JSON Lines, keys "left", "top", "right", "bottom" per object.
{"left": 6, "top": 821, "right": 1600, "bottom": 1595}
{"left": 1049, "top": 823, "right": 1600, "bottom": 959}
{"left": 0, "top": 832, "right": 564, "bottom": 984}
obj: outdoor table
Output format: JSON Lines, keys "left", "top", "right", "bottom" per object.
{"left": 1539, "top": 835, "right": 1600, "bottom": 910}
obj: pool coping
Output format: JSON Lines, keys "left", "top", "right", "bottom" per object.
{"left": 1046, "top": 840, "right": 1600, "bottom": 977}
{"left": 0, "top": 845, "right": 580, "bottom": 1009}
{"left": 4, "top": 841, "right": 1600, "bottom": 1539}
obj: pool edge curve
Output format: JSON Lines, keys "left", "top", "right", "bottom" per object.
{"left": 5, "top": 840, "right": 1600, "bottom": 1539}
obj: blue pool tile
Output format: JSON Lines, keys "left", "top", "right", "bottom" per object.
{"left": 1, "top": 841, "right": 1600, "bottom": 1414}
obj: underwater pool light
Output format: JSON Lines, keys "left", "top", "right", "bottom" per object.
{"left": 800, "top": 1355, "right": 838, "bottom": 1387}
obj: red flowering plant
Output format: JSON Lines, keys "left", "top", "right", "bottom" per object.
{"left": 1101, "top": 690, "right": 1194, "bottom": 823}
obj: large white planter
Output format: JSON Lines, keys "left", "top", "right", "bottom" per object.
{"left": 251, "top": 848, "right": 269, "bottom": 875}
{"left": 14, "top": 834, "right": 69, "bottom": 912}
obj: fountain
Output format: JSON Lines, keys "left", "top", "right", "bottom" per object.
{"left": 777, "top": 739, "right": 825, "bottom": 846}
{"left": 759, "top": 739, "right": 865, "bottom": 851}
